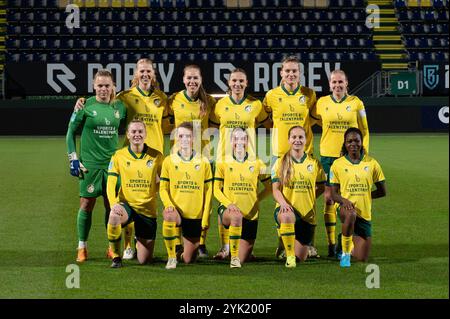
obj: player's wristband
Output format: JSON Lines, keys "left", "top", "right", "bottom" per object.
{"left": 68, "top": 152, "right": 78, "bottom": 161}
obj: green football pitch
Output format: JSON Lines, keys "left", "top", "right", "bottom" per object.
{"left": 0, "top": 133, "right": 448, "bottom": 299}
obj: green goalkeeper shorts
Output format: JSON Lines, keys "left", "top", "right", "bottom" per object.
{"left": 79, "top": 168, "right": 108, "bottom": 198}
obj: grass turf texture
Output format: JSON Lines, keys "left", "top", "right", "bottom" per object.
{"left": 0, "top": 134, "right": 448, "bottom": 299}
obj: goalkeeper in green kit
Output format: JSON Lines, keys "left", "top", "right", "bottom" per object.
{"left": 66, "top": 70, "right": 126, "bottom": 262}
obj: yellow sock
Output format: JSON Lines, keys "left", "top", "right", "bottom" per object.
{"left": 324, "top": 204, "right": 337, "bottom": 245}
{"left": 200, "top": 228, "right": 207, "bottom": 246}
{"left": 123, "top": 222, "right": 134, "bottom": 249}
{"left": 174, "top": 224, "right": 182, "bottom": 247}
{"left": 229, "top": 225, "right": 242, "bottom": 258}
{"left": 280, "top": 223, "right": 295, "bottom": 257}
{"left": 342, "top": 235, "right": 353, "bottom": 254}
{"left": 163, "top": 221, "right": 177, "bottom": 258}
{"left": 107, "top": 224, "right": 122, "bottom": 258}
{"left": 219, "top": 224, "right": 229, "bottom": 249}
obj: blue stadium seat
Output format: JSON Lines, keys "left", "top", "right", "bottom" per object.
{"left": 150, "top": 0, "right": 161, "bottom": 7}
{"left": 162, "top": 0, "right": 174, "bottom": 8}
{"left": 433, "top": 0, "right": 444, "bottom": 7}
{"left": 394, "top": 0, "right": 407, "bottom": 7}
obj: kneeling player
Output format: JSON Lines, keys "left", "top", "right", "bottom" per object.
{"left": 272, "top": 126, "right": 326, "bottom": 268}
{"left": 214, "top": 127, "right": 272, "bottom": 268}
{"left": 330, "top": 127, "right": 386, "bottom": 267}
{"left": 160, "top": 122, "right": 213, "bottom": 269}
{"left": 106, "top": 120, "right": 163, "bottom": 268}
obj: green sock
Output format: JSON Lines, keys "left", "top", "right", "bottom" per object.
{"left": 77, "top": 209, "right": 92, "bottom": 242}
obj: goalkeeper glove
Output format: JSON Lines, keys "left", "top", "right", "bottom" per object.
{"left": 68, "top": 152, "right": 88, "bottom": 177}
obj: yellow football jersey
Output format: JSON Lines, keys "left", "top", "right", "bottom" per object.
{"left": 214, "top": 155, "right": 270, "bottom": 220}
{"left": 271, "top": 154, "right": 326, "bottom": 224}
{"left": 211, "top": 95, "right": 269, "bottom": 162}
{"left": 159, "top": 152, "right": 213, "bottom": 220}
{"left": 263, "top": 85, "right": 316, "bottom": 157}
{"left": 313, "top": 94, "right": 369, "bottom": 157}
{"left": 330, "top": 154, "right": 385, "bottom": 221}
{"left": 168, "top": 90, "right": 217, "bottom": 157}
{"left": 107, "top": 144, "right": 163, "bottom": 218}
{"left": 116, "top": 86, "right": 168, "bottom": 154}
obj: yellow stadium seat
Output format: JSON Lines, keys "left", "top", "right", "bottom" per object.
{"left": 239, "top": 0, "right": 251, "bottom": 7}
{"left": 315, "top": 0, "right": 329, "bottom": 7}
{"left": 112, "top": 0, "right": 123, "bottom": 7}
{"left": 226, "top": 0, "right": 238, "bottom": 7}
{"left": 420, "top": 0, "right": 432, "bottom": 6}
{"left": 302, "top": 0, "right": 315, "bottom": 7}
{"left": 85, "top": 0, "right": 96, "bottom": 6}
{"left": 137, "top": 0, "right": 148, "bottom": 7}
{"left": 72, "top": 0, "right": 84, "bottom": 7}
{"left": 407, "top": 0, "right": 419, "bottom": 6}
{"left": 124, "top": 0, "right": 135, "bottom": 7}
{"left": 98, "top": 0, "right": 110, "bottom": 7}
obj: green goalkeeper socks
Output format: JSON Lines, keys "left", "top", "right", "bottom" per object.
{"left": 77, "top": 209, "right": 92, "bottom": 242}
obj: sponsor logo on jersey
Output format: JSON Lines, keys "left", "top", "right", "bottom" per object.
{"left": 355, "top": 174, "right": 361, "bottom": 182}
{"left": 240, "top": 174, "right": 245, "bottom": 182}
{"left": 105, "top": 118, "right": 111, "bottom": 125}
{"left": 185, "top": 172, "right": 191, "bottom": 180}
{"left": 138, "top": 170, "right": 143, "bottom": 178}
{"left": 87, "top": 184, "right": 95, "bottom": 193}
{"left": 337, "top": 113, "right": 343, "bottom": 120}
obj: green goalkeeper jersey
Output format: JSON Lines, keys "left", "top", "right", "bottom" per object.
{"left": 66, "top": 96, "right": 127, "bottom": 169}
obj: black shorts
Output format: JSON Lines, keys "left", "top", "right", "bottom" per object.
{"left": 274, "top": 207, "right": 315, "bottom": 246}
{"left": 121, "top": 203, "right": 157, "bottom": 240}
{"left": 218, "top": 205, "right": 258, "bottom": 240}
{"left": 181, "top": 217, "right": 202, "bottom": 238}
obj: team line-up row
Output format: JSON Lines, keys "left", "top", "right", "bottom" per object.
{"left": 66, "top": 56, "right": 386, "bottom": 269}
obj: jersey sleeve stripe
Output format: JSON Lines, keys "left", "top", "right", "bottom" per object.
{"left": 214, "top": 177, "right": 224, "bottom": 181}
{"left": 160, "top": 177, "right": 170, "bottom": 181}
{"left": 260, "top": 176, "right": 271, "bottom": 182}
{"left": 204, "top": 178, "right": 213, "bottom": 183}
{"left": 108, "top": 172, "right": 119, "bottom": 177}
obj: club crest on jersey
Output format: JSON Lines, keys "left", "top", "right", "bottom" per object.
{"left": 195, "top": 164, "right": 200, "bottom": 170}
{"left": 92, "top": 111, "right": 97, "bottom": 116}
{"left": 114, "top": 110, "right": 120, "bottom": 119}
{"left": 87, "top": 184, "right": 95, "bottom": 193}
{"left": 105, "top": 118, "right": 111, "bottom": 125}
{"left": 249, "top": 166, "right": 254, "bottom": 172}
{"left": 364, "top": 166, "right": 369, "bottom": 172}
{"left": 299, "top": 96, "right": 306, "bottom": 104}
{"left": 307, "top": 164, "right": 313, "bottom": 172}
{"left": 245, "top": 105, "right": 252, "bottom": 112}
{"left": 346, "top": 106, "right": 352, "bottom": 112}
{"left": 154, "top": 98, "right": 161, "bottom": 106}
{"left": 146, "top": 160, "right": 153, "bottom": 168}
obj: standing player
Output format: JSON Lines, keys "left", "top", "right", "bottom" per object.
{"left": 210, "top": 68, "right": 271, "bottom": 259}
{"left": 106, "top": 119, "right": 163, "bottom": 268}
{"left": 66, "top": 69, "right": 127, "bottom": 263}
{"left": 214, "top": 127, "right": 272, "bottom": 268}
{"left": 168, "top": 65, "right": 217, "bottom": 258}
{"left": 311, "top": 70, "right": 370, "bottom": 258}
{"left": 74, "top": 58, "right": 169, "bottom": 260}
{"left": 271, "top": 126, "right": 326, "bottom": 268}
{"left": 263, "top": 56, "right": 318, "bottom": 259}
{"left": 330, "top": 127, "right": 386, "bottom": 267}
{"left": 159, "top": 122, "right": 213, "bottom": 269}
